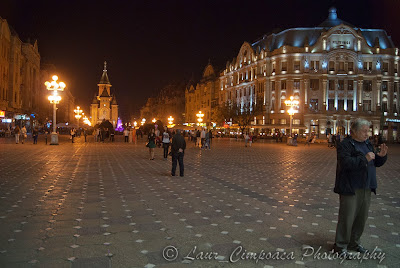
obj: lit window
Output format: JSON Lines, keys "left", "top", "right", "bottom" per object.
{"left": 281, "top": 62, "right": 287, "bottom": 72}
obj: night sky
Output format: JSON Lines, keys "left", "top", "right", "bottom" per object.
{"left": 1, "top": 0, "right": 399, "bottom": 121}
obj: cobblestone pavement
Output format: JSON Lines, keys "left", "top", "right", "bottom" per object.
{"left": 0, "top": 135, "right": 399, "bottom": 268}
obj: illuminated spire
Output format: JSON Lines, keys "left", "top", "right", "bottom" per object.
{"left": 99, "top": 61, "right": 110, "bottom": 84}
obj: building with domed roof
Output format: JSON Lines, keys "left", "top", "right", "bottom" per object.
{"left": 218, "top": 7, "right": 399, "bottom": 141}
{"left": 90, "top": 62, "right": 118, "bottom": 127}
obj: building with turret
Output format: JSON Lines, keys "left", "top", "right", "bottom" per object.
{"left": 90, "top": 62, "right": 118, "bottom": 127}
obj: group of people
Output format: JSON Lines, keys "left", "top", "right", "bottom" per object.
{"left": 188, "top": 128, "right": 213, "bottom": 149}
{"left": 14, "top": 125, "right": 27, "bottom": 144}
{"left": 12, "top": 125, "right": 40, "bottom": 144}
{"left": 94, "top": 127, "right": 116, "bottom": 142}
{"left": 123, "top": 127, "right": 137, "bottom": 143}
{"left": 244, "top": 132, "right": 253, "bottom": 147}
{"left": 147, "top": 126, "right": 186, "bottom": 177}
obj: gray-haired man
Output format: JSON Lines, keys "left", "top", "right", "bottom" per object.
{"left": 334, "top": 119, "right": 388, "bottom": 256}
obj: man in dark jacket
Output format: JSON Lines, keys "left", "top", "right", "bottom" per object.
{"left": 171, "top": 129, "right": 186, "bottom": 177}
{"left": 334, "top": 119, "right": 388, "bottom": 257}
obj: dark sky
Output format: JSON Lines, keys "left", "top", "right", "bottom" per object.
{"left": 1, "top": 0, "right": 399, "bottom": 121}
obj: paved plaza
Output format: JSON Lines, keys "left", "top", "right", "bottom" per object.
{"left": 0, "top": 135, "right": 399, "bottom": 268}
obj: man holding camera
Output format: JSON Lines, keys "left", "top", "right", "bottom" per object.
{"left": 334, "top": 119, "right": 388, "bottom": 257}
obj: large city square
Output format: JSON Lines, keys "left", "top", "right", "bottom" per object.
{"left": 0, "top": 137, "right": 399, "bottom": 267}
{"left": 1, "top": 1, "right": 400, "bottom": 267}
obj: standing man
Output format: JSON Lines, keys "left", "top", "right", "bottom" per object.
{"left": 32, "top": 127, "right": 39, "bottom": 144}
{"left": 171, "top": 129, "right": 186, "bottom": 177}
{"left": 208, "top": 129, "right": 213, "bottom": 149}
{"left": 334, "top": 119, "right": 388, "bottom": 256}
{"left": 200, "top": 128, "right": 206, "bottom": 148}
{"left": 20, "top": 125, "right": 27, "bottom": 144}
{"left": 14, "top": 126, "right": 20, "bottom": 144}
{"left": 123, "top": 128, "right": 129, "bottom": 143}
{"left": 70, "top": 128, "right": 75, "bottom": 143}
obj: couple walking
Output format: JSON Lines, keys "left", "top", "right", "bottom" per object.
{"left": 147, "top": 127, "right": 186, "bottom": 177}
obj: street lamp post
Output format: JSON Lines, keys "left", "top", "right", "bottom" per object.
{"left": 45, "top": 75, "right": 66, "bottom": 145}
{"left": 152, "top": 118, "right": 156, "bottom": 124}
{"left": 196, "top": 111, "right": 204, "bottom": 126}
{"left": 74, "top": 106, "right": 83, "bottom": 128}
{"left": 168, "top": 116, "right": 174, "bottom": 127}
{"left": 284, "top": 96, "right": 299, "bottom": 138}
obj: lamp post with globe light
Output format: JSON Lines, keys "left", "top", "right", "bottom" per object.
{"left": 168, "top": 116, "right": 174, "bottom": 128}
{"left": 284, "top": 96, "right": 299, "bottom": 144}
{"left": 45, "top": 75, "right": 66, "bottom": 145}
{"left": 74, "top": 106, "right": 83, "bottom": 128}
{"left": 196, "top": 111, "right": 204, "bottom": 126}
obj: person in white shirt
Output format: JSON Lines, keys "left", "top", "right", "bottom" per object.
{"left": 244, "top": 132, "right": 250, "bottom": 147}
{"left": 162, "top": 126, "right": 170, "bottom": 159}
{"left": 123, "top": 128, "right": 129, "bottom": 142}
{"left": 200, "top": 128, "right": 206, "bottom": 148}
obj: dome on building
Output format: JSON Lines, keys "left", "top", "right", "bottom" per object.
{"left": 251, "top": 7, "right": 395, "bottom": 52}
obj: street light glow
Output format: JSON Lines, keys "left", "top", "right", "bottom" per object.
{"left": 167, "top": 116, "right": 175, "bottom": 127}
{"left": 45, "top": 75, "right": 66, "bottom": 145}
{"left": 285, "top": 96, "right": 299, "bottom": 137}
{"left": 74, "top": 106, "right": 83, "bottom": 120}
{"left": 196, "top": 111, "right": 204, "bottom": 125}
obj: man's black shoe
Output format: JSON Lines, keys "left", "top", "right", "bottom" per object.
{"left": 333, "top": 246, "right": 352, "bottom": 260}
{"left": 348, "top": 245, "right": 368, "bottom": 253}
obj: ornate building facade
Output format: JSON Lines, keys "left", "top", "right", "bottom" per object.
{"left": 0, "top": 17, "right": 43, "bottom": 130}
{"left": 90, "top": 62, "right": 118, "bottom": 127}
{"left": 140, "top": 83, "right": 186, "bottom": 124}
{"left": 218, "top": 8, "right": 399, "bottom": 141}
{"left": 185, "top": 64, "right": 219, "bottom": 124}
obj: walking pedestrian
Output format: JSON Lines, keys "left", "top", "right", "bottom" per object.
{"left": 20, "top": 126, "right": 27, "bottom": 144}
{"left": 162, "top": 126, "right": 170, "bottom": 159}
{"left": 84, "top": 128, "right": 88, "bottom": 142}
{"left": 128, "top": 127, "right": 133, "bottom": 143}
{"left": 204, "top": 130, "right": 210, "bottom": 149}
{"left": 123, "top": 128, "right": 129, "bottom": 142}
{"left": 208, "top": 129, "right": 213, "bottom": 149}
{"left": 33, "top": 127, "right": 39, "bottom": 144}
{"left": 244, "top": 132, "right": 249, "bottom": 147}
{"left": 94, "top": 128, "right": 99, "bottom": 142}
{"left": 249, "top": 133, "right": 253, "bottom": 147}
{"left": 292, "top": 133, "right": 298, "bottom": 146}
{"left": 200, "top": 128, "right": 206, "bottom": 148}
{"left": 333, "top": 119, "right": 388, "bottom": 257}
{"left": 171, "top": 129, "right": 186, "bottom": 177}
{"left": 14, "top": 126, "right": 20, "bottom": 144}
{"left": 147, "top": 128, "right": 156, "bottom": 160}
{"left": 131, "top": 127, "right": 136, "bottom": 144}
{"left": 70, "top": 128, "right": 76, "bottom": 143}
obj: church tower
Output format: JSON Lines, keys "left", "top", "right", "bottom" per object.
{"left": 90, "top": 61, "right": 118, "bottom": 127}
